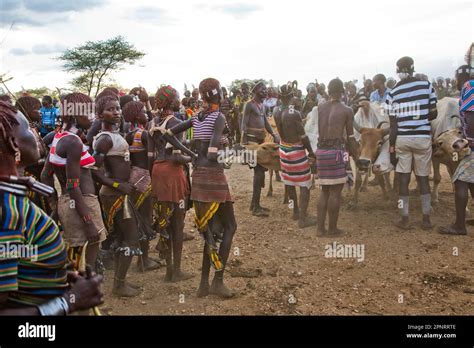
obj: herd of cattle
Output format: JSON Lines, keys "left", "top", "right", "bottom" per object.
{"left": 241, "top": 98, "right": 468, "bottom": 205}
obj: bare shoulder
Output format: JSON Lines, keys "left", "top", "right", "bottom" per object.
{"left": 56, "top": 133, "right": 82, "bottom": 155}
{"left": 95, "top": 132, "right": 112, "bottom": 143}
{"left": 318, "top": 101, "right": 330, "bottom": 115}
{"left": 318, "top": 101, "right": 330, "bottom": 111}
{"left": 94, "top": 133, "right": 113, "bottom": 152}
{"left": 245, "top": 100, "right": 257, "bottom": 112}
{"left": 43, "top": 131, "right": 56, "bottom": 146}
{"left": 63, "top": 133, "right": 83, "bottom": 147}
{"left": 342, "top": 103, "right": 354, "bottom": 117}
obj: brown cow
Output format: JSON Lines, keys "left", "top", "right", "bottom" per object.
{"left": 351, "top": 122, "right": 391, "bottom": 205}
{"left": 243, "top": 142, "right": 280, "bottom": 171}
{"left": 432, "top": 128, "right": 470, "bottom": 203}
{"left": 242, "top": 142, "right": 284, "bottom": 200}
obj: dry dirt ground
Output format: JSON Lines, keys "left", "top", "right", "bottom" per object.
{"left": 102, "top": 163, "right": 474, "bottom": 315}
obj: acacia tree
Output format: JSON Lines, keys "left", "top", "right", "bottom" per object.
{"left": 228, "top": 79, "right": 269, "bottom": 93}
{"left": 57, "top": 36, "right": 145, "bottom": 97}
{"left": 14, "top": 87, "right": 60, "bottom": 99}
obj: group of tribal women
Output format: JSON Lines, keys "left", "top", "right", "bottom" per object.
{"left": 7, "top": 77, "right": 237, "bottom": 301}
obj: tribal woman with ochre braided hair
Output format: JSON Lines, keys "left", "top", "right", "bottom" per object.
{"left": 148, "top": 85, "right": 193, "bottom": 283}
{"left": 47, "top": 92, "right": 106, "bottom": 273}
{"left": 164, "top": 78, "right": 237, "bottom": 298}
{"left": 123, "top": 100, "right": 160, "bottom": 272}
{"left": 92, "top": 94, "right": 142, "bottom": 297}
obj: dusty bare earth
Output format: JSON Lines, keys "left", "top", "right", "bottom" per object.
{"left": 102, "top": 163, "right": 474, "bottom": 315}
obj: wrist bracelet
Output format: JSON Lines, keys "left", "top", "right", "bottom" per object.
{"left": 37, "top": 296, "right": 70, "bottom": 316}
{"left": 66, "top": 178, "right": 80, "bottom": 190}
{"left": 112, "top": 182, "right": 120, "bottom": 188}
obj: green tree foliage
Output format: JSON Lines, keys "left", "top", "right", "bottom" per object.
{"left": 228, "top": 78, "right": 269, "bottom": 93}
{"left": 57, "top": 36, "right": 145, "bottom": 97}
{"left": 14, "top": 87, "right": 61, "bottom": 100}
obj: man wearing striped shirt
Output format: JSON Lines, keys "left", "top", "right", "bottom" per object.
{"left": 387, "top": 56, "right": 438, "bottom": 230}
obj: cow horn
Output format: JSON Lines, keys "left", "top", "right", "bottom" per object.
{"left": 437, "top": 129, "right": 450, "bottom": 137}
{"left": 381, "top": 126, "right": 390, "bottom": 137}
{"left": 376, "top": 121, "right": 388, "bottom": 129}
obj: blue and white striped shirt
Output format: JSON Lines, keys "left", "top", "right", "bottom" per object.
{"left": 385, "top": 79, "right": 437, "bottom": 138}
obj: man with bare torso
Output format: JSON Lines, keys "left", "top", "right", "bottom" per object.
{"left": 316, "top": 78, "right": 358, "bottom": 236}
{"left": 273, "top": 82, "right": 317, "bottom": 228}
{"left": 241, "top": 81, "right": 280, "bottom": 216}
{"left": 235, "top": 83, "right": 251, "bottom": 144}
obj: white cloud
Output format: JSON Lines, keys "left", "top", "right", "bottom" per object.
{"left": 0, "top": 0, "right": 107, "bottom": 27}
{"left": 126, "top": 6, "right": 177, "bottom": 25}
{"left": 9, "top": 48, "right": 30, "bottom": 56}
{"left": 196, "top": 3, "right": 262, "bottom": 19}
{"left": 23, "top": 0, "right": 105, "bottom": 13}
{"left": 32, "top": 44, "right": 68, "bottom": 55}
{"left": 8, "top": 44, "right": 68, "bottom": 56}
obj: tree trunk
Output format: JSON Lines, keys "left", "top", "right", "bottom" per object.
{"left": 88, "top": 72, "right": 95, "bottom": 97}
{"left": 95, "top": 68, "right": 110, "bottom": 98}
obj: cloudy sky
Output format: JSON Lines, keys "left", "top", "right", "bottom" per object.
{"left": 0, "top": 0, "right": 472, "bottom": 94}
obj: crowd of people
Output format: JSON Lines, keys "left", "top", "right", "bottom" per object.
{"left": 0, "top": 45, "right": 473, "bottom": 315}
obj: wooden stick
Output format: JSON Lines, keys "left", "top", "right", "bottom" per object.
{"left": 289, "top": 253, "right": 322, "bottom": 260}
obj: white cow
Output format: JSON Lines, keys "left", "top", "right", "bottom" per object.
{"left": 369, "top": 97, "right": 465, "bottom": 203}
{"left": 354, "top": 102, "right": 387, "bottom": 141}
{"left": 430, "top": 97, "right": 466, "bottom": 203}
{"left": 369, "top": 102, "right": 393, "bottom": 176}
{"left": 353, "top": 102, "right": 392, "bottom": 196}
{"left": 304, "top": 105, "right": 319, "bottom": 153}
{"left": 431, "top": 97, "right": 461, "bottom": 139}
